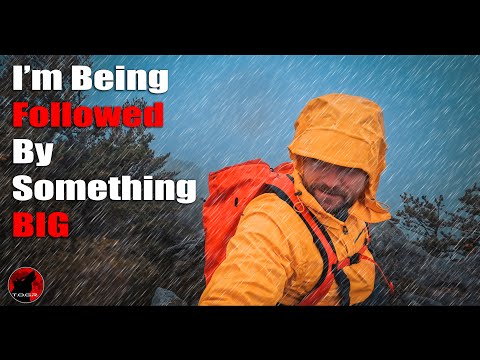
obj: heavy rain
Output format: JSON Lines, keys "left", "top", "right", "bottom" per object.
{"left": 0, "top": 55, "right": 479, "bottom": 306}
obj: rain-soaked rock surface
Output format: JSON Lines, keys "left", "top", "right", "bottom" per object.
{"left": 153, "top": 237, "right": 206, "bottom": 306}
{"left": 151, "top": 287, "right": 188, "bottom": 306}
{"left": 370, "top": 221, "right": 480, "bottom": 306}
{"left": 155, "top": 221, "right": 480, "bottom": 306}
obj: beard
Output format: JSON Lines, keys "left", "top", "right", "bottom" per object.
{"left": 304, "top": 183, "right": 356, "bottom": 220}
{"left": 330, "top": 202, "right": 354, "bottom": 221}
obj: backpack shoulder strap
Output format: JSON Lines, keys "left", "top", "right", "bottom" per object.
{"left": 264, "top": 174, "right": 340, "bottom": 305}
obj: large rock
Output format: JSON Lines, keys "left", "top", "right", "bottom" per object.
{"left": 152, "top": 221, "right": 480, "bottom": 306}
{"left": 152, "top": 237, "right": 205, "bottom": 305}
{"left": 370, "top": 221, "right": 480, "bottom": 305}
{"left": 151, "top": 287, "right": 188, "bottom": 306}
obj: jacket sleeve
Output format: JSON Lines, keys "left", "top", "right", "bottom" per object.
{"left": 199, "top": 195, "right": 293, "bottom": 305}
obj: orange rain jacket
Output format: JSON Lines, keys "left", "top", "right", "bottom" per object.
{"left": 199, "top": 93, "right": 392, "bottom": 305}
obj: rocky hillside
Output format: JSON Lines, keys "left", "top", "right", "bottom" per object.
{"left": 153, "top": 220, "right": 480, "bottom": 305}
{"left": 370, "top": 221, "right": 480, "bottom": 305}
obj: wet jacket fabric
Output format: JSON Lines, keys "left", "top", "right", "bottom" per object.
{"left": 199, "top": 94, "right": 391, "bottom": 305}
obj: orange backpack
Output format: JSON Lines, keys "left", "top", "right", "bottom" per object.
{"left": 202, "top": 159, "right": 393, "bottom": 305}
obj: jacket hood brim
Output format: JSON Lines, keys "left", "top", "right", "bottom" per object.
{"left": 287, "top": 93, "right": 391, "bottom": 224}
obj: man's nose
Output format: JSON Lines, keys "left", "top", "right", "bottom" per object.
{"left": 321, "top": 170, "right": 343, "bottom": 188}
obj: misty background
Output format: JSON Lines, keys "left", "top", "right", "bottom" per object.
{"left": 87, "top": 55, "right": 480, "bottom": 213}
{"left": 1, "top": 55, "right": 479, "bottom": 306}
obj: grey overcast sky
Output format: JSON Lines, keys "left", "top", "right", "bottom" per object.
{"left": 88, "top": 55, "right": 480, "bottom": 212}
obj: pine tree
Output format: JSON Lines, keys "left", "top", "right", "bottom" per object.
{"left": 0, "top": 55, "right": 91, "bottom": 237}
{"left": 0, "top": 56, "right": 200, "bottom": 305}
{"left": 392, "top": 184, "right": 480, "bottom": 257}
{"left": 445, "top": 183, "right": 480, "bottom": 253}
{"left": 391, "top": 193, "right": 452, "bottom": 256}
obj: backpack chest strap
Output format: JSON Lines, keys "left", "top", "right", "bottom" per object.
{"left": 266, "top": 173, "right": 394, "bottom": 305}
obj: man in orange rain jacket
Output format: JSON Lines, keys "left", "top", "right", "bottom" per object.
{"left": 199, "top": 93, "right": 392, "bottom": 305}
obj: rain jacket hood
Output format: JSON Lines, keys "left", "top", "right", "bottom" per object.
{"left": 199, "top": 93, "right": 392, "bottom": 306}
{"left": 288, "top": 93, "right": 391, "bottom": 224}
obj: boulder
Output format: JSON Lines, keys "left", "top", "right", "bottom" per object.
{"left": 370, "top": 221, "right": 480, "bottom": 305}
{"left": 151, "top": 287, "right": 188, "bottom": 306}
{"left": 151, "top": 221, "right": 480, "bottom": 306}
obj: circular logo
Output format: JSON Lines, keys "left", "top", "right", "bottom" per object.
{"left": 8, "top": 267, "right": 44, "bottom": 303}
